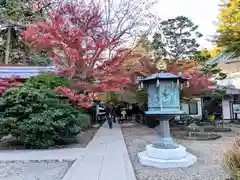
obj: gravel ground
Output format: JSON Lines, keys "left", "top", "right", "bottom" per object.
{"left": 0, "top": 160, "right": 73, "bottom": 180}
{"left": 121, "top": 124, "right": 240, "bottom": 180}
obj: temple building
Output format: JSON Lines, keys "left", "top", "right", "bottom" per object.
{"left": 207, "top": 51, "right": 240, "bottom": 121}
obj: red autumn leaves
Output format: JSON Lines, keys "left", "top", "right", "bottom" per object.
{"left": 21, "top": 1, "right": 215, "bottom": 106}
{"left": 0, "top": 77, "right": 21, "bottom": 95}
{"left": 55, "top": 87, "right": 92, "bottom": 109}
{"left": 22, "top": 2, "right": 133, "bottom": 108}
{"left": 22, "top": 3, "right": 131, "bottom": 94}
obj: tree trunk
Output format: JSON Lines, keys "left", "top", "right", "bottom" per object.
{"left": 4, "top": 27, "right": 11, "bottom": 64}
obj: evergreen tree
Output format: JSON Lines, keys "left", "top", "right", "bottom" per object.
{"left": 0, "top": 0, "right": 51, "bottom": 65}
{"left": 194, "top": 49, "right": 227, "bottom": 81}
{"left": 152, "top": 16, "right": 202, "bottom": 60}
{"left": 137, "top": 35, "right": 152, "bottom": 53}
{"left": 193, "top": 49, "right": 227, "bottom": 99}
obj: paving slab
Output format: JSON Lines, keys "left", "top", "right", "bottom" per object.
{"left": 99, "top": 154, "right": 126, "bottom": 180}
{"left": 86, "top": 123, "right": 129, "bottom": 154}
{"left": 62, "top": 155, "right": 103, "bottom": 180}
{"left": 67, "top": 122, "right": 137, "bottom": 180}
{"left": 0, "top": 148, "right": 84, "bottom": 161}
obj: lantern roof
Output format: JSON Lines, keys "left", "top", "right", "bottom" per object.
{"left": 140, "top": 72, "right": 188, "bottom": 82}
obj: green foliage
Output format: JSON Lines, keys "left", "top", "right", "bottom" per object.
{"left": 137, "top": 35, "right": 152, "bottom": 53}
{"left": 0, "top": 0, "right": 51, "bottom": 65}
{"left": 106, "top": 92, "right": 119, "bottom": 104}
{"left": 0, "top": 86, "right": 90, "bottom": 149}
{"left": 0, "top": 0, "right": 45, "bottom": 22}
{"left": 135, "top": 89, "right": 147, "bottom": 104}
{"left": 24, "top": 73, "right": 69, "bottom": 90}
{"left": 216, "top": 0, "right": 240, "bottom": 58}
{"left": 30, "top": 52, "right": 52, "bottom": 66}
{"left": 193, "top": 49, "right": 227, "bottom": 99}
{"left": 0, "top": 0, "right": 24, "bottom": 21}
{"left": 152, "top": 16, "right": 202, "bottom": 60}
{"left": 210, "top": 88, "right": 226, "bottom": 100}
{"left": 193, "top": 49, "right": 212, "bottom": 62}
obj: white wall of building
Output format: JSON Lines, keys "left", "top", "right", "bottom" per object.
{"left": 181, "top": 103, "right": 189, "bottom": 113}
{"left": 216, "top": 71, "right": 240, "bottom": 120}
{"left": 181, "top": 96, "right": 235, "bottom": 121}
{"left": 181, "top": 98, "right": 202, "bottom": 119}
{"left": 196, "top": 98, "right": 203, "bottom": 118}
{"left": 217, "top": 71, "right": 240, "bottom": 88}
{"left": 222, "top": 95, "right": 240, "bottom": 120}
{"left": 222, "top": 97, "right": 232, "bottom": 120}
{"left": 182, "top": 96, "right": 234, "bottom": 121}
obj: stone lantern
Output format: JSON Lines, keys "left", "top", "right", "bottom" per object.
{"left": 137, "top": 61, "right": 197, "bottom": 168}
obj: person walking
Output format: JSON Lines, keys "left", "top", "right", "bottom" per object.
{"left": 105, "top": 104, "right": 113, "bottom": 129}
{"left": 209, "top": 112, "right": 216, "bottom": 126}
{"left": 112, "top": 105, "right": 117, "bottom": 123}
{"left": 115, "top": 105, "right": 121, "bottom": 124}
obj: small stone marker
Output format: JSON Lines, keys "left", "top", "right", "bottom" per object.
{"left": 121, "top": 109, "right": 126, "bottom": 119}
{"left": 187, "top": 123, "right": 200, "bottom": 132}
{"left": 187, "top": 123, "right": 200, "bottom": 137}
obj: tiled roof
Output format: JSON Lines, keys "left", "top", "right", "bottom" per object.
{"left": 208, "top": 51, "right": 240, "bottom": 73}
{"left": 0, "top": 66, "right": 55, "bottom": 78}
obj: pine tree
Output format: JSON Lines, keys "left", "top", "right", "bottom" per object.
{"left": 152, "top": 16, "right": 202, "bottom": 60}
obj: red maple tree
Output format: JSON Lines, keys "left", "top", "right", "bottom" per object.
{"left": 180, "top": 70, "right": 215, "bottom": 97}
{"left": 166, "top": 60, "right": 215, "bottom": 97}
{"left": 22, "top": 1, "right": 156, "bottom": 107}
{"left": 55, "top": 86, "right": 92, "bottom": 108}
{"left": 0, "top": 77, "right": 22, "bottom": 95}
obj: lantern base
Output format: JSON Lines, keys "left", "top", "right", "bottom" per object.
{"left": 145, "top": 110, "right": 185, "bottom": 115}
{"left": 138, "top": 144, "right": 197, "bottom": 168}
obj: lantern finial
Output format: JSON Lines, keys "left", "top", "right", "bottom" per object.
{"left": 156, "top": 60, "right": 167, "bottom": 72}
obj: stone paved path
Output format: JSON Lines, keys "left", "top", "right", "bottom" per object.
{"left": 0, "top": 122, "right": 137, "bottom": 180}
{"left": 63, "top": 122, "right": 137, "bottom": 180}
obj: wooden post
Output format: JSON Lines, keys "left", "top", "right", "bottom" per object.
{"left": 4, "top": 26, "right": 11, "bottom": 64}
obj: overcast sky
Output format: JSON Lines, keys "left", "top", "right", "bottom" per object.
{"left": 153, "top": 0, "right": 220, "bottom": 49}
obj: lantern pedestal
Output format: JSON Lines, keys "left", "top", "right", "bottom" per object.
{"left": 138, "top": 145, "right": 197, "bottom": 168}
{"left": 138, "top": 114, "right": 197, "bottom": 168}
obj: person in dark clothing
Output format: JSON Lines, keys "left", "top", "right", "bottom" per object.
{"left": 115, "top": 105, "right": 121, "bottom": 123}
{"left": 105, "top": 104, "right": 113, "bottom": 129}
{"left": 112, "top": 105, "right": 117, "bottom": 123}
{"left": 133, "top": 104, "right": 141, "bottom": 123}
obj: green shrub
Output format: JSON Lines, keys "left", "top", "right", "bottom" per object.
{"left": 170, "top": 115, "right": 202, "bottom": 126}
{"left": 24, "top": 73, "right": 69, "bottom": 89}
{"left": 0, "top": 86, "right": 90, "bottom": 149}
